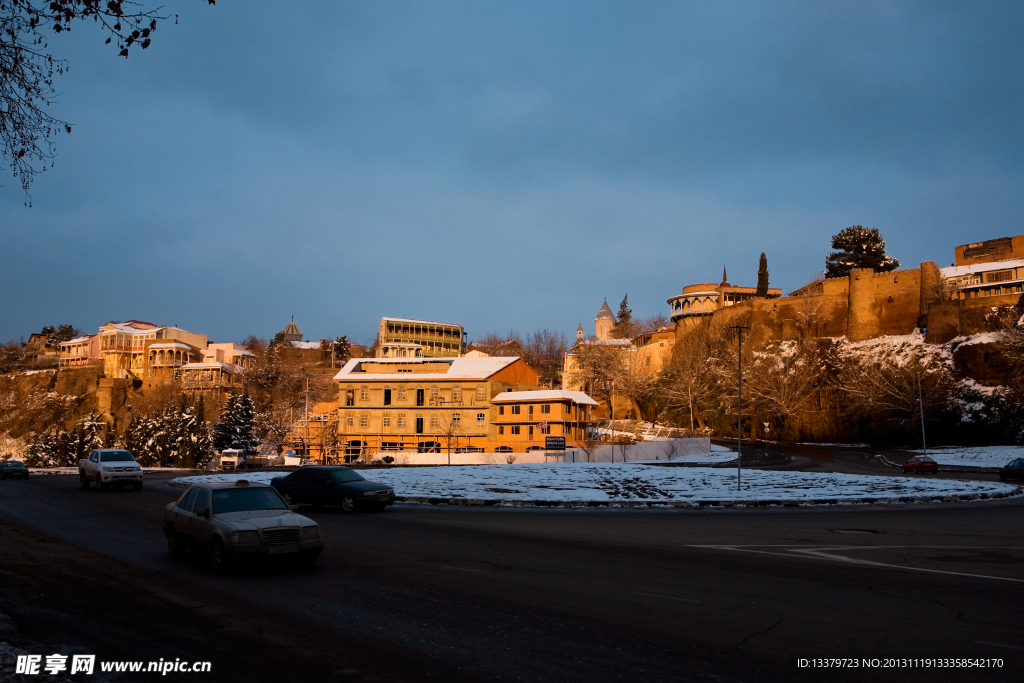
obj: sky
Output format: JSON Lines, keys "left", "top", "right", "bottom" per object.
{"left": 2, "top": 1, "right": 1022, "bottom": 346}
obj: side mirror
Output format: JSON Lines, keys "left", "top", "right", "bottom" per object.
{"left": 194, "top": 507, "right": 210, "bottom": 518}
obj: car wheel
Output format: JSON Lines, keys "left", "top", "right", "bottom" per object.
{"left": 166, "top": 527, "right": 185, "bottom": 558}
{"left": 95, "top": 475, "right": 105, "bottom": 492}
{"left": 340, "top": 496, "right": 355, "bottom": 513}
{"left": 209, "top": 537, "right": 229, "bottom": 573}
{"left": 133, "top": 482, "right": 143, "bottom": 491}
{"left": 80, "top": 472, "right": 89, "bottom": 489}
{"left": 902, "top": 467, "right": 908, "bottom": 473}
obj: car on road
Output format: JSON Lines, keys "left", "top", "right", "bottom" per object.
{"left": 0, "top": 460, "right": 29, "bottom": 480}
{"left": 80, "top": 449, "right": 144, "bottom": 490}
{"left": 902, "top": 455, "right": 938, "bottom": 474}
{"left": 271, "top": 466, "right": 395, "bottom": 512}
{"left": 163, "top": 480, "right": 324, "bottom": 571}
{"left": 998, "top": 458, "right": 1024, "bottom": 482}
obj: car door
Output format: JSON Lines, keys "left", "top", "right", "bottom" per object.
{"left": 308, "top": 470, "right": 334, "bottom": 505}
{"left": 285, "top": 469, "right": 312, "bottom": 503}
{"left": 173, "top": 488, "right": 200, "bottom": 545}
{"left": 188, "top": 488, "right": 214, "bottom": 546}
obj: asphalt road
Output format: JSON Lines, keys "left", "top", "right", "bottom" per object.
{"left": 0, "top": 471, "right": 1021, "bottom": 683}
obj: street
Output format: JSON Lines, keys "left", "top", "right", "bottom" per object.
{"left": 0, "top": 470, "right": 1021, "bottom": 682}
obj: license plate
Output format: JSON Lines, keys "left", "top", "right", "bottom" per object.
{"left": 269, "top": 544, "right": 299, "bottom": 554}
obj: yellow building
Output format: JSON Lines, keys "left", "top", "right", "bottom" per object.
{"left": 491, "top": 390, "right": 598, "bottom": 452}
{"left": 668, "top": 268, "right": 782, "bottom": 329}
{"left": 377, "top": 317, "right": 465, "bottom": 358}
{"left": 334, "top": 355, "right": 557, "bottom": 457}
{"left": 98, "top": 320, "right": 208, "bottom": 380}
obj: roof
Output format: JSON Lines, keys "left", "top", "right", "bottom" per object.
{"left": 282, "top": 320, "right": 303, "bottom": 335}
{"left": 381, "top": 317, "right": 463, "bottom": 328}
{"left": 334, "top": 356, "right": 521, "bottom": 381}
{"left": 491, "top": 390, "right": 599, "bottom": 406}
{"left": 64, "top": 335, "right": 95, "bottom": 344}
{"left": 102, "top": 321, "right": 159, "bottom": 333}
{"left": 149, "top": 342, "right": 193, "bottom": 350}
{"left": 291, "top": 340, "right": 320, "bottom": 349}
{"left": 595, "top": 301, "right": 615, "bottom": 320}
{"left": 940, "top": 258, "right": 1024, "bottom": 279}
{"left": 180, "top": 362, "right": 242, "bottom": 372}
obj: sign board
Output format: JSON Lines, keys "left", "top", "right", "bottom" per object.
{"left": 545, "top": 436, "right": 566, "bottom": 451}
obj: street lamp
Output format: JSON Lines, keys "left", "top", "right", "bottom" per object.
{"left": 731, "top": 325, "right": 750, "bottom": 491}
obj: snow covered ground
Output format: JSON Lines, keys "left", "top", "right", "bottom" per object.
{"left": 907, "top": 446, "right": 1024, "bottom": 468}
{"left": 170, "top": 464, "right": 1018, "bottom": 504}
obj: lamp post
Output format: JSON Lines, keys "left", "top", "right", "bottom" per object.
{"left": 731, "top": 325, "right": 750, "bottom": 491}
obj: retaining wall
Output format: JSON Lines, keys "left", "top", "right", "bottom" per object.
{"left": 369, "top": 437, "right": 712, "bottom": 465}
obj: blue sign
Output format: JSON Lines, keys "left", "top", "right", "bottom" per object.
{"left": 545, "top": 436, "right": 566, "bottom": 451}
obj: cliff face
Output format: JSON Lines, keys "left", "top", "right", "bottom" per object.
{"left": 0, "top": 367, "right": 105, "bottom": 438}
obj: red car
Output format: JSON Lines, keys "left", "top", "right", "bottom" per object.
{"left": 902, "top": 455, "right": 938, "bottom": 474}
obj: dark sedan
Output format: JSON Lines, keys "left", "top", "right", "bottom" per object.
{"left": 271, "top": 466, "right": 395, "bottom": 512}
{"left": 999, "top": 458, "right": 1024, "bottom": 482}
{"left": 0, "top": 460, "right": 29, "bottom": 480}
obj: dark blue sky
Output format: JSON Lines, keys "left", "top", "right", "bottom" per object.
{"left": 2, "top": 1, "right": 1022, "bottom": 345}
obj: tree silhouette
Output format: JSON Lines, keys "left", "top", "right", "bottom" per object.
{"left": 755, "top": 253, "right": 769, "bottom": 297}
{"left": 825, "top": 226, "right": 900, "bottom": 278}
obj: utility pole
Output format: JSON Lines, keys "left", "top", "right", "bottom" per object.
{"left": 917, "top": 372, "right": 927, "bottom": 455}
{"left": 731, "top": 325, "right": 750, "bottom": 491}
{"left": 301, "top": 368, "right": 309, "bottom": 461}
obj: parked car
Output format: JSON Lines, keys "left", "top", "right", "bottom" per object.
{"left": 0, "top": 460, "right": 29, "bottom": 480}
{"left": 163, "top": 480, "right": 323, "bottom": 571}
{"left": 271, "top": 466, "right": 395, "bottom": 512}
{"left": 902, "top": 455, "right": 939, "bottom": 474}
{"left": 79, "top": 449, "right": 144, "bottom": 490}
{"left": 998, "top": 458, "right": 1024, "bottom": 482}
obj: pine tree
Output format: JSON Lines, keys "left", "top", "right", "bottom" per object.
{"left": 212, "top": 393, "right": 238, "bottom": 451}
{"left": 613, "top": 295, "right": 634, "bottom": 339}
{"left": 756, "top": 253, "right": 770, "bottom": 297}
{"left": 213, "top": 392, "right": 261, "bottom": 453}
{"left": 825, "top": 226, "right": 901, "bottom": 278}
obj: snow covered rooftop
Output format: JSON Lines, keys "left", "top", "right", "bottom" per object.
{"left": 181, "top": 362, "right": 242, "bottom": 372}
{"left": 148, "top": 342, "right": 193, "bottom": 350}
{"left": 492, "top": 390, "right": 599, "bottom": 406}
{"left": 291, "top": 341, "right": 321, "bottom": 349}
{"left": 940, "top": 258, "right": 1024, "bottom": 279}
{"left": 334, "top": 356, "right": 521, "bottom": 381}
{"left": 64, "top": 335, "right": 95, "bottom": 344}
{"left": 102, "top": 321, "right": 159, "bottom": 333}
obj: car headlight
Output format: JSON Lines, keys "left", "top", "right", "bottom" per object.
{"left": 226, "top": 531, "right": 261, "bottom": 545}
{"left": 101, "top": 466, "right": 112, "bottom": 472}
{"left": 300, "top": 526, "right": 319, "bottom": 540}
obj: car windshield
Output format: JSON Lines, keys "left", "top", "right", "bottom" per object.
{"left": 915, "top": 457, "right": 934, "bottom": 463}
{"left": 330, "top": 469, "right": 365, "bottom": 483}
{"left": 99, "top": 451, "right": 135, "bottom": 462}
{"left": 3, "top": 461, "right": 24, "bottom": 467}
{"left": 211, "top": 487, "right": 289, "bottom": 514}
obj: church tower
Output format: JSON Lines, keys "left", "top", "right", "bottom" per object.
{"left": 576, "top": 324, "right": 584, "bottom": 342}
{"left": 595, "top": 301, "right": 615, "bottom": 340}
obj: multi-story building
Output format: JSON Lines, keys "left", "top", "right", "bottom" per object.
{"left": 334, "top": 355, "right": 594, "bottom": 457}
{"left": 59, "top": 334, "right": 101, "bottom": 367}
{"left": 377, "top": 317, "right": 465, "bottom": 358}
{"left": 491, "top": 390, "right": 597, "bottom": 452}
{"left": 667, "top": 268, "right": 782, "bottom": 329}
{"left": 202, "top": 342, "right": 255, "bottom": 367}
{"left": 98, "top": 320, "right": 208, "bottom": 380}
{"left": 940, "top": 236, "right": 1024, "bottom": 301}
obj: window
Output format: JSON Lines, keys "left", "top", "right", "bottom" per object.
{"left": 528, "top": 426, "right": 534, "bottom": 436}
{"left": 541, "top": 404, "right": 551, "bottom": 414}
{"left": 528, "top": 405, "right": 533, "bottom": 415}
{"left": 415, "top": 413, "right": 424, "bottom": 434}
{"left": 452, "top": 387, "right": 461, "bottom": 402}
{"left": 180, "top": 488, "right": 199, "bottom": 511}
{"left": 476, "top": 412, "right": 486, "bottom": 425}
{"left": 452, "top": 413, "right": 461, "bottom": 424}
{"left": 359, "top": 413, "right": 369, "bottom": 428}
{"left": 511, "top": 405, "right": 521, "bottom": 415}
{"left": 416, "top": 389, "right": 424, "bottom": 406}
{"left": 398, "top": 412, "right": 407, "bottom": 429}
{"left": 397, "top": 388, "right": 406, "bottom": 401}
{"left": 430, "top": 387, "right": 439, "bottom": 403}
{"left": 383, "top": 389, "right": 392, "bottom": 406}
{"left": 345, "top": 413, "right": 354, "bottom": 427}
{"left": 360, "top": 386, "right": 368, "bottom": 401}
{"left": 540, "top": 424, "right": 550, "bottom": 434}
{"left": 511, "top": 426, "right": 521, "bottom": 435}
{"left": 430, "top": 413, "right": 440, "bottom": 429}
{"left": 498, "top": 425, "right": 504, "bottom": 435}
{"left": 382, "top": 412, "right": 391, "bottom": 430}
{"left": 498, "top": 406, "right": 505, "bottom": 415}
{"left": 476, "top": 386, "right": 486, "bottom": 400}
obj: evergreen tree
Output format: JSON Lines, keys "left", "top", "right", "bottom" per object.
{"left": 213, "top": 392, "right": 261, "bottom": 453}
{"left": 756, "top": 253, "right": 770, "bottom": 297}
{"left": 612, "top": 295, "right": 635, "bottom": 339}
{"left": 825, "top": 226, "right": 901, "bottom": 278}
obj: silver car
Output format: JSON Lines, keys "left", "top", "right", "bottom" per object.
{"left": 163, "top": 480, "right": 324, "bottom": 571}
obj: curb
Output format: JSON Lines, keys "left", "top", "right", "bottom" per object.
{"left": 395, "top": 486, "right": 1022, "bottom": 509}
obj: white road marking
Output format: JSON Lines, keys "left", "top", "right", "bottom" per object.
{"left": 688, "top": 545, "right": 1024, "bottom": 584}
{"left": 634, "top": 592, "right": 702, "bottom": 603}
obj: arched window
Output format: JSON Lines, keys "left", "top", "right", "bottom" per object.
{"left": 397, "top": 412, "right": 407, "bottom": 429}
{"left": 360, "top": 386, "right": 369, "bottom": 401}
{"left": 382, "top": 412, "right": 391, "bottom": 431}
{"left": 476, "top": 412, "right": 486, "bottom": 425}
{"left": 430, "top": 412, "right": 440, "bottom": 430}
{"left": 430, "top": 387, "right": 439, "bottom": 402}
{"left": 359, "top": 412, "right": 369, "bottom": 428}
{"left": 452, "top": 387, "right": 461, "bottom": 403}
{"left": 476, "top": 385, "right": 486, "bottom": 401}
{"left": 452, "top": 412, "right": 461, "bottom": 425}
